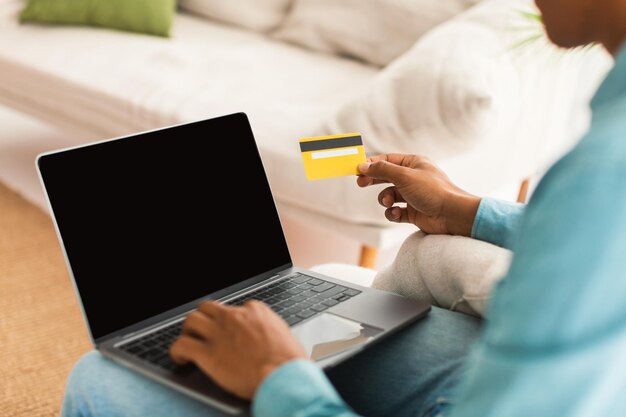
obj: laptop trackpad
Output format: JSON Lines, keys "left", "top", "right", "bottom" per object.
{"left": 292, "top": 313, "right": 383, "bottom": 361}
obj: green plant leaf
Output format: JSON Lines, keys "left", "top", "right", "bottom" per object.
{"left": 519, "top": 10, "right": 542, "bottom": 23}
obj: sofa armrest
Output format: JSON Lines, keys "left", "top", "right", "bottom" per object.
{"left": 372, "top": 231, "right": 511, "bottom": 318}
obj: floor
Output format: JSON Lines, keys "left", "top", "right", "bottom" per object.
{"left": 0, "top": 181, "right": 92, "bottom": 416}
{"left": 0, "top": 104, "right": 403, "bottom": 271}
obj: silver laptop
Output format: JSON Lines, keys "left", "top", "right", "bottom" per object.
{"left": 37, "top": 112, "right": 430, "bottom": 415}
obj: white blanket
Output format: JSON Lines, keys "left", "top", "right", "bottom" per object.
{"left": 372, "top": 231, "right": 512, "bottom": 317}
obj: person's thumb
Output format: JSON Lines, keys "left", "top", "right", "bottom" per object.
{"left": 358, "top": 160, "right": 407, "bottom": 183}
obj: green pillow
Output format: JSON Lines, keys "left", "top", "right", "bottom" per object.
{"left": 20, "top": 0, "right": 176, "bottom": 37}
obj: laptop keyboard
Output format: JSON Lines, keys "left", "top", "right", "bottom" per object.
{"left": 228, "top": 273, "right": 361, "bottom": 324}
{"left": 118, "top": 273, "right": 361, "bottom": 371}
{"left": 118, "top": 319, "right": 185, "bottom": 371}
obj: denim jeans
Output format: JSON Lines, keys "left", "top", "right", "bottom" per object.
{"left": 61, "top": 307, "right": 482, "bottom": 417}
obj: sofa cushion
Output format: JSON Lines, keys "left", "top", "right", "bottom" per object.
{"left": 272, "top": 0, "right": 480, "bottom": 67}
{"left": 179, "top": 0, "right": 292, "bottom": 32}
{"left": 19, "top": 0, "right": 175, "bottom": 37}
{"left": 318, "top": 0, "right": 520, "bottom": 159}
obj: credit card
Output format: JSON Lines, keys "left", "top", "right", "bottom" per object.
{"left": 299, "top": 133, "right": 366, "bottom": 181}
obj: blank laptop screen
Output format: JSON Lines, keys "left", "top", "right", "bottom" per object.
{"left": 38, "top": 113, "right": 292, "bottom": 340}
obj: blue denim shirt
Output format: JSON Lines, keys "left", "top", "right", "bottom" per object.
{"left": 253, "top": 47, "right": 626, "bottom": 417}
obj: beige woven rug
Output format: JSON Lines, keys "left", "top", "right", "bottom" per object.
{"left": 0, "top": 183, "right": 91, "bottom": 416}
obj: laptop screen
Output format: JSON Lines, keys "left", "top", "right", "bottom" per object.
{"left": 38, "top": 113, "right": 292, "bottom": 340}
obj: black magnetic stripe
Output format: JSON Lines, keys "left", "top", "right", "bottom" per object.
{"left": 300, "top": 136, "right": 362, "bottom": 152}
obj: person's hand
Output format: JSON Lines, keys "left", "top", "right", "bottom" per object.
{"left": 357, "top": 153, "right": 481, "bottom": 236}
{"left": 169, "top": 300, "right": 308, "bottom": 400}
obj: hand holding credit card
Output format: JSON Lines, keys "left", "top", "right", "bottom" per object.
{"left": 299, "top": 133, "right": 367, "bottom": 180}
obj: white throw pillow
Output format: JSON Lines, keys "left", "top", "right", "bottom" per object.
{"left": 318, "top": 0, "right": 612, "bottom": 163}
{"left": 179, "top": 0, "right": 292, "bottom": 32}
{"left": 272, "top": 0, "right": 481, "bottom": 67}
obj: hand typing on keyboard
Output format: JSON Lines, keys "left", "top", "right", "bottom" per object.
{"left": 169, "top": 300, "right": 308, "bottom": 400}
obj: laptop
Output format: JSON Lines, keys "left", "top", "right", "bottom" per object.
{"left": 37, "top": 112, "right": 430, "bottom": 415}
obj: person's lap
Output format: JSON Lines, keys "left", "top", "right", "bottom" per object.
{"left": 61, "top": 307, "right": 482, "bottom": 417}
{"left": 327, "top": 306, "right": 482, "bottom": 417}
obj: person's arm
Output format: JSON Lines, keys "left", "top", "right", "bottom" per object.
{"left": 254, "top": 360, "right": 360, "bottom": 417}
{"left": 356, "top": 154, "right": 524, "bottom": 249}
{"left": 470, "top": 197, "right": 525, "bottom": 249}
{"left": 251, "top": 201, "right": 525, "bottom": 417}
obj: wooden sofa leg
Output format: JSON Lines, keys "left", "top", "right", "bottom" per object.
{"left": 359, "top": 245, "right": 378, "bottom": 269}
{"left": 517, "top": 178, "right": 531, "bottom": 203}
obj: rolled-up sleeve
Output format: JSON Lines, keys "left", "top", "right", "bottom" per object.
{"left": 471, "top": 197, "right": 525, "bottom": 249}
{"left": 253, "top": 360, "right": 360, "bottom": 417}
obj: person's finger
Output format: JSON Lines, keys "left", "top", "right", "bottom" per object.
{"left": 242, "top": 299, "right": 269, "bottom": 311}
{"left": 356, "top": 174, "right": 373, "bottom": 187}
{"left": 367, "top": 153, "right": 429, "bottom": 168}
{"left": 366, "top": 153, "right": 402, "bottom": 164}
{"left": 243, "top": 300, "right": 285, "bottom": 323}
{"left": 359, "top": 160, "right": 410, "bottom": 183}
{"left": 182, "top": 311, "right": 218, "bottom": 341}
{"left": 385, "top": 206, "right": 410, "bottom": 224}
{"left": 239, "top": 300, "right": 275, "bottom": 323}
{"left": 378, "top": 186, "right": 406, "bottom": 208}
{"left": 169, "top": 335, "right": 212, "bottom": 365}
{"left": 197, "top": 301, "right": 231, "bottom": 320}
{"left": 356, "top": 174, "right": 390, "bottom": 187}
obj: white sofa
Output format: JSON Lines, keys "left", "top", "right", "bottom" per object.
{"left": 0, "top": 0, "right": 612, "bottom": 267}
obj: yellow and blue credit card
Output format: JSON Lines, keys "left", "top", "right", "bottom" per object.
{"left": 299, "top": 133, "right": 366, "bottom": 181}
